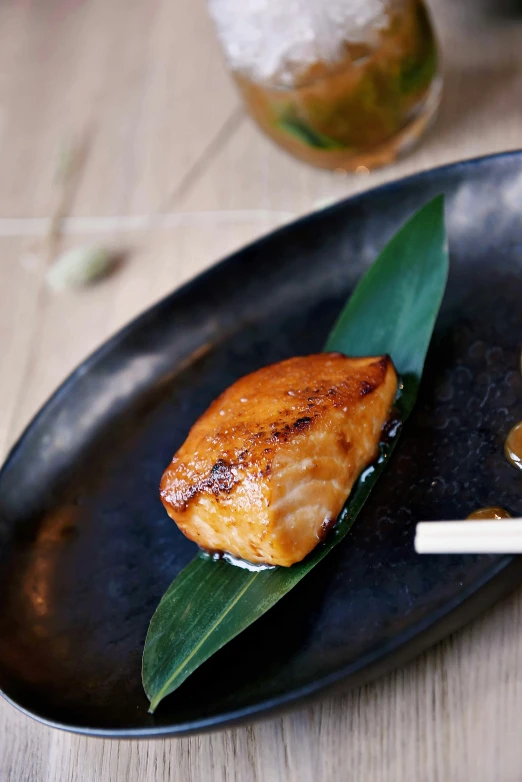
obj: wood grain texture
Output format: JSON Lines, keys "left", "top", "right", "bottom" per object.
{"left": 1, "top": 0, "right": 522, "bottom": 779}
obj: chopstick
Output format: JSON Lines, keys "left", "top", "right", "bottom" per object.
{"left": 415, "top": 520, "right": 522, "bottom": 554}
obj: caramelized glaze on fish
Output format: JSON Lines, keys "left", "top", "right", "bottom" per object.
{"left": 160, "top": 353, "right": 397, "bottom": 567}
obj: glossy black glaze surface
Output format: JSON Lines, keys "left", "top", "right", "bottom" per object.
{"left": 1, "top": 152, "right": 522, "bottom": 737}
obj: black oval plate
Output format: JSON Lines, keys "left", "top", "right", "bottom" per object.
{"left": 1, "top": 152, "right": 522, "bottom": 738}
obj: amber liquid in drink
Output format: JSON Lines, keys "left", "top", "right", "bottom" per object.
{"left": 235, "top": 0, "right": 440, "bottom": 170}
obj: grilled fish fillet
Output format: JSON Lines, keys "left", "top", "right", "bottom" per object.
{"left": 160, "top": 353, "right": 397, "bottom": 567}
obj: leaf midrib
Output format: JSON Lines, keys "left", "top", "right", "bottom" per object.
{"left": 148, "top": 570, "right": 260, "bottom": 711}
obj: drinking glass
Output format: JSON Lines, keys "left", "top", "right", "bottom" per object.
{"left": 208, "top": 0, "right": 441, "bottom": 171}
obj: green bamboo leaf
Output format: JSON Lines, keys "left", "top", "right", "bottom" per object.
{"left": 143, "top": 195, "right": 448, "bottom": 712}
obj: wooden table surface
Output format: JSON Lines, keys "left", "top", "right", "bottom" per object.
{"left": 1, "top": 0, "right": 522, "bottom": 779}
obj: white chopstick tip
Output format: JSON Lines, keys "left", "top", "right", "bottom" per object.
{"left": 415, "top": 519, "right": 522, "bottom": 554}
